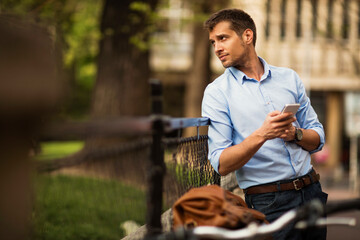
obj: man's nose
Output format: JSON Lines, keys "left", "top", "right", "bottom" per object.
{"left": 214, "top": 42, "right": 223, "bottom": 54}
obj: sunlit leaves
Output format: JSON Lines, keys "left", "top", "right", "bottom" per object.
{"left": 128, "top": 1, "right": 159, "bottom": 51}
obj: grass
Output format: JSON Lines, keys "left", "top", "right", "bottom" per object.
{"left": 32, "top": 141, "right": 147, "bottom": 239}
{"left": 35, "top": 141, "right": 84, "bottom": 161}
{"left": 32, "top": 174, "right": 146, "bottom": 240}
{"left": 32, "top": 141, "right": 208, "bottom": 239}
{"left": 172, "top": 163, "right": 215, "bottom": 187}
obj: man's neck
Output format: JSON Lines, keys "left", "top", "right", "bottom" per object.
{"left": 236, "top": 55, "right": 264, "bottom": 81}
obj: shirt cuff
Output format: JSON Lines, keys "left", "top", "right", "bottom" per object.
{"left": 309, "top": 127, "right": 325, "bottom": 154}
{"left": 209, "top": 148, "right": 224, "bottom": 174}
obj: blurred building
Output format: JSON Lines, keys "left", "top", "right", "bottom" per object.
{"left": 151, "top": 0, "right": 360, "bottom": 174}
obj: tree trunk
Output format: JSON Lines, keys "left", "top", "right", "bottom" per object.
{"left": 91, "top": 0, "right": 158, "bottom": 119}
{"left": 82, "top": 0, "right": 159, "bottom": 183}
{"left": 183, "top": 21, "right": 211, "bottom": 136}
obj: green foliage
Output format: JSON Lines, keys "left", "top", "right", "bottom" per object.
{"left": 129, "top": 33, "right": 151, "bottom": 51}
{"left": 1, "top": 0, "right": 102, "bottom": 118}
{"left": 167, "top": 162, "right": 214, "bottom": 187}
{"left": 62, "top": 1, "right": 102, "bottom": 118}
{"left": 32, "top": 174, "right": 146, "bottom": 240}
{"left": 35, "top": 141, "right": 84, "bottom": 161}
{"left": 128, "top": 1, "right": 159, "bottom": 51}
{"left": 130, "top": 1, "right": 152, "bottom": 13}
{"left": 0, "top": 0, "right": 36, "bottom": 14}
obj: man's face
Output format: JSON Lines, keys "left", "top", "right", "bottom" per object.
{"left": 209, "top": 21, "right": 248, "bottom": 68}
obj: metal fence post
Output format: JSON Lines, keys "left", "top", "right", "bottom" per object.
{"left": 146, "top": 79, "right": 165, "bottom": 237}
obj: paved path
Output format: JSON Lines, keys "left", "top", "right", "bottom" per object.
{"left": 319, "top": 167, "right": 360, "bottom": 240}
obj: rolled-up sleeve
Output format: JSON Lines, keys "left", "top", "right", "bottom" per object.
{"left": 202, "top": 86, "right": 233, "bottom": 174}
{"left": 295, "top": 73, "right": 325, "bottom": 153}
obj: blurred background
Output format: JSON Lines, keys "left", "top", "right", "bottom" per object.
{"left": 0, "top": 0, "right": 359, "bottom": 240}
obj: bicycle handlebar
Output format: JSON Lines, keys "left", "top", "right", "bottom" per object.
{"left": 145, "top": 198, "right": 360, "bottom": 240}
{"left": 193, "top": 210, "right": 297, "bottom": 239}
{"left": 325, "top": 198, "right": 360, "bottom": 215}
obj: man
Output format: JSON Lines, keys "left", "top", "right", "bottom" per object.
{"left": 201, "top": 9, "right": 328, "bottom": 240}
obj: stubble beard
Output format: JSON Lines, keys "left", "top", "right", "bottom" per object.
{"left": 221, "top": 58, "right": 235, "bottom": 68}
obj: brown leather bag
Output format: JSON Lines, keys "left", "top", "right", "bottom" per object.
{"left": 172, "top": 185, "right": 267, "bottom": 230}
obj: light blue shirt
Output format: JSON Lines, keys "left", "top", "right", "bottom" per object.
{"left": 202, "top": 57, "right": 325, "bottom": 189}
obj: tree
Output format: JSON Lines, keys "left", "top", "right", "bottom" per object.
{"left": 2, "top": 0, "right": 161, "bottom": 182}
{"left": 80, "top": 0, "right": 160, "bottom": 185}
{"left": 0, "top": 0, "right": 102, "bottom": 119}
{"left": 90, "top": 0, "right": 159, "bottom": 119}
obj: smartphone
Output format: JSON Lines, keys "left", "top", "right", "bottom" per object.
{"left": 281, "top": 103, "right": 300, "bottom": 115}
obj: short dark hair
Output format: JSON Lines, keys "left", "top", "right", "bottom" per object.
{"left": 204, "top": 9, "right": 257, "bottom": 46}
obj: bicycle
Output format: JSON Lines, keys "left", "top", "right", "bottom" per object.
{"left": 146, "top": 198, "right": 360, "bottom": 240}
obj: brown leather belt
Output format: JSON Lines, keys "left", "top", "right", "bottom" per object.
{"left": 244, "top": 169, "right": 320, "bottom": 195}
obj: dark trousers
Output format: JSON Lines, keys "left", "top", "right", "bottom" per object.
{"left": 245, "top": 181, "right": 328, "bottom": 240}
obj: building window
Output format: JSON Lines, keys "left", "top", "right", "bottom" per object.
{"left": 296, "top": 0, "right": 302, "bottom": 38}
{"left": 265, "top": 0, "right": 271, "bottom": 40}
{"left": 326, "top": 0, "right": 334, "bottom": 39}
{"left": 311, "top": 0, "right": 318, "bottom": 39}
{"left": 358, "top": 0, "right": 360, "bottom": 39}
{"left": 342, "top": 0, "right": 349, "bottom": 39}
{"left": 280, "top": 0, "right": 287, "bottom": 40}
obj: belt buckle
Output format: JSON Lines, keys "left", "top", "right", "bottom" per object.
{"left": 293, "top": 179, "right": 302, "bottom": 190}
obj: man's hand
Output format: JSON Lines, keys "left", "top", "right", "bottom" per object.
{"left": 218, "top": 111, "right": 297, "bottom": 175}
{"left": 257, "top": 111, "right": 296, "bottom": 140}
{"left": 281, "top": 125, "right": 296, "bottom": 142}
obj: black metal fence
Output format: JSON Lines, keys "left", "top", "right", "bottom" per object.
{"left": 35, "top": 79, "right": 219, "bottom": 239}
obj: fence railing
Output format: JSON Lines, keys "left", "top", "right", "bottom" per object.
{"left": 36, "top": 79, "right": 219, "bottom": 239}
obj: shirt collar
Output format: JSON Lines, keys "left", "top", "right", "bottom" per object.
{"left": 227, "top": 57, "right": 272, "bottom": 84}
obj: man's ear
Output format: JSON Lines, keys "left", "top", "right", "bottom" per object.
{"left": 242, "top": 29, "right": 253, "bottom": 45}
